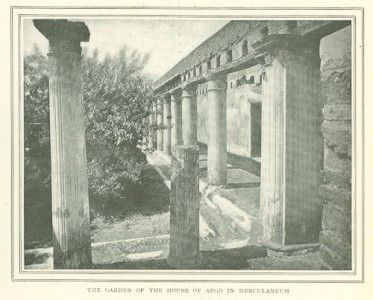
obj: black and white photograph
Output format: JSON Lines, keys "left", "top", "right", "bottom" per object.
{"left": 2, "top": 3, "right": 370, "bottom": 300}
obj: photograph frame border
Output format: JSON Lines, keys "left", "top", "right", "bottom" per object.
{"left": 10, "top": 5, "right": 365, "bottom": 283}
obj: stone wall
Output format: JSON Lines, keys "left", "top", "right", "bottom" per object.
{"left": 319, "top": 26, "right": 352, "bottom": 269}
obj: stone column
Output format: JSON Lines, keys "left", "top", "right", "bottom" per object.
{"left": 168, "top": 145, "right": 200, "bottom": 269}
{"left": 148, "top": 105, "right": 154, "bottom": 148}
{"left": 170, "top": 91, "right": 183, "bottom": 148}
{"left": 163, "top": 94, "right": 171, "bottom": 155}
{"left": 255, "top": 36, "right": 323, "bottom": 250}
{"left": 181, "top": 85, "right": 197, "bottom": 145}
{"left": 156, "top": 98, "right": 164, "bottom": 151}
{"left": 33, "top": 19, "right": 92, "bottom": 268}
{"left": 207, "top": 75, "right": 227, "bottom": 186}
{"left": 151, "top": 102, "right": 158, "bottom": 148}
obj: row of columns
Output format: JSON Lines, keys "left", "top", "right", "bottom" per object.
{"left": 149, "top": 76, "right": 227, "bottom": 186}
{"left": 152, "top": 37, "right": 324, "bottom": 250}
{"left": 35, "top": 18, "right": 325, "bottom": 268}
{"left": 152, "top": 89, "right": 198, "bottom": 150}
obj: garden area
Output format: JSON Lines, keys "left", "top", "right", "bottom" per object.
{"left": 24, "top": 44, "right": 168, "bottom": 251}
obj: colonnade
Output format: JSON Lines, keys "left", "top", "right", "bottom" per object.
{"left": 150, "top": 36, "right": 324, "bottom": 251}
{"left": 34, "top": 18, "right": 330, "bottom": 268}
{"left": 149, "top": 74, "right": 228, "bottom": 186}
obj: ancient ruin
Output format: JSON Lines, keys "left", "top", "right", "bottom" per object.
{"left": 33, "top": 19, "right": 352, "bottom": 270}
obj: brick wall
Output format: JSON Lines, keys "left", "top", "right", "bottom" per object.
{"left": 319, "top": 26, "right": 352, "bottom": 269}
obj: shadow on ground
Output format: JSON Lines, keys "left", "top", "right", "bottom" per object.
{"left": 94, "top": 245, "right": 267, "bottom": 270}
{"left": 25, "top": 251, "right": 51, "bottom": 266}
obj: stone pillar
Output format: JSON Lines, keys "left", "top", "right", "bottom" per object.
{"left": 207, "top": 75, "right": 227, "bottom": 186}
{"left": 181, "top": 85, "right": 197, "bottom": 145}
{"left": 168, "top": 145, "right": 200, "bottom": 268}
{"left": 151, "top": 102, "right": 157, "bottom": 148}
{"left": 256, "top": 36, "right": 323, "bottom": 250}
{"left": 148, "top": 106, "right": 154, "bottom": 148}
{"left": 33, "top": 19, "right": 92, "bottom": 268}
{"left": 156, "top": 98, "right": 164, "bottom": 151}
{"left": 163, "top": 94, "right": 171, "bottom": 155}
{"left": 170, "top": 91, "right": 183, "bottom": 148}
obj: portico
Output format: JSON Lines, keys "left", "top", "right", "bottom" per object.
{"left": 152, "top": 20, "right": 351, "bottom": 256}
{"left": 33, "top": 18, "right": 352, "bottom": 269}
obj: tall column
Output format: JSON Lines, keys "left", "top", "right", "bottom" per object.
{"left": 156, "top": 98, "right": 164, "bottom": 151}
{"left": 163, "top": 94, "right": 171, "bottom": 155}
{"left": 168, "top": 145, "right": 200, "bottom": 268}
{"left": 148, "top": 106, "right": 154, "bottom": 148}
{"left": 255, "top": 36, "right": 323, "bottom": 250}
{"left": 207, "top": 75, "right": 227, "bottom": 186}
{"left": 33, "top": 19, "right": 92, "bottom": 268}
{"left": 151, "top": 102, "right": 157, "bottom": 147}
{"left": 170, "top": 91, "right": 183, "bottom": 148}
{"left": 181, "top": 85, "right": 197, "bottom": 145}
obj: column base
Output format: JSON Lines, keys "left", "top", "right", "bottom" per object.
{"left": 259, "top": 239, "right": 320, "bottom": 257}
{"left": 53, "top": 244, "right": 92, "bottom": 269}
{"left": 167, "top": 254, "right": 202, "bottom": 269}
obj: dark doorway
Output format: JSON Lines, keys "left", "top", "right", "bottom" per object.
{"left": 251, "top": 102, "right": 262, "bottom": 157}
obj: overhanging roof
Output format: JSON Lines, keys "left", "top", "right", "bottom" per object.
{"left": 153, "top": 21, "right": 263, "bottom": 90}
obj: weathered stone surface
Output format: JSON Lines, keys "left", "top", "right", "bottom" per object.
{"left": 163, "top": 98, "right": 171, "bottom": 155}
{"left": 324, "top": 169, "right": 351, "bottom": 189}
{"left": 321, "top": 69, "right": 351, "bottom": 104}
{"left": 323, "top": 169, "right": 351, "bottom": 189}
{"left": 33, "top": 19, "right": 90, "bottom": 42}
{"left": 322, "top": 120, "right": 351, "bottom": 157}
{"left": 207, "top": 76, "right": 227, "bottom": 186}
{"left": 182, "top": 86, "right": 197, "bottom": 145}
{"left": 168, "top": 146, "right": 200, "bottom": 269}
{"left": 319, "top": 244, "right": 351, "bottom": 270}
{"left": 34, "top": 19, "right": 92, "bottom": 269}
{"left": 319, "top": 31, "right": 352, "bottom": 270}
{"left": 322, "top": 103, "right": 351, "bottom": 121}
{"left": 323, "top": 147, "right": 351, "bottom": 187}
{"left": 260, "top": 39, "right": 324, "bottom": 248}
{"left": 170, "top": 92, "right": 183, "bottom": 148}
{"left": 319, "top": 184, "right": 351, "bottom": 212}
{"left": 157, "top": 99, "right": 164, "bottom": 151}
{"left": 322, "top": 201, "right": 351, "bottom": 244}
{"left": 319, "top": 231, "right": 351, "bottom": 263}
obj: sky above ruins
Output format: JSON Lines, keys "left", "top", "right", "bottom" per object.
{"left": 23, "top": 18, "right": 229, "bottom": 81}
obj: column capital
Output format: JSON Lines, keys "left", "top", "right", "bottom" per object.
{"left": 33, "top": 19, "right": 90, "bottom": 55}
{"left": 161, "top": 93, "right": 171, "bottom": 103}
{"left": 170, "top": 90, "right": 182, "bottom": 102}
{"left": 206, "top": 74, "right": 227, "bottom": 91}
{"left": 252, "top": 34, "right": 320, "bottom": 68}
{"left": 33, "top": 19, "right": 90, "bottom": 42}
{"left": 181, "top": 83, "right": 197, "bottom": 98}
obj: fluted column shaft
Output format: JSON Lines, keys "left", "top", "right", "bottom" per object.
{"left": 148, "top": 105, "right": 154, "bottom": 148}
{"left": 163, "top": 95, "right": 171, "bottom": 155}
{"left": 156, "top": 98, "right": 164, "bottom": 151}
{"left": 207, "top": 76, "right": 227, "bottom": 186}
{"left": 170, "top": 92, "right": 183, "bottom": 148}
{"left": 258, "top": 38, "right": 323, "bottom": 249}
{"left": 33, "top": 19, "right": 92, "bottom": 269}
{"left": 182, "top": 86, "right": 197, "bottom": 145}
{"left": 151, "top": 102, "right": 157, "bottom": 147}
